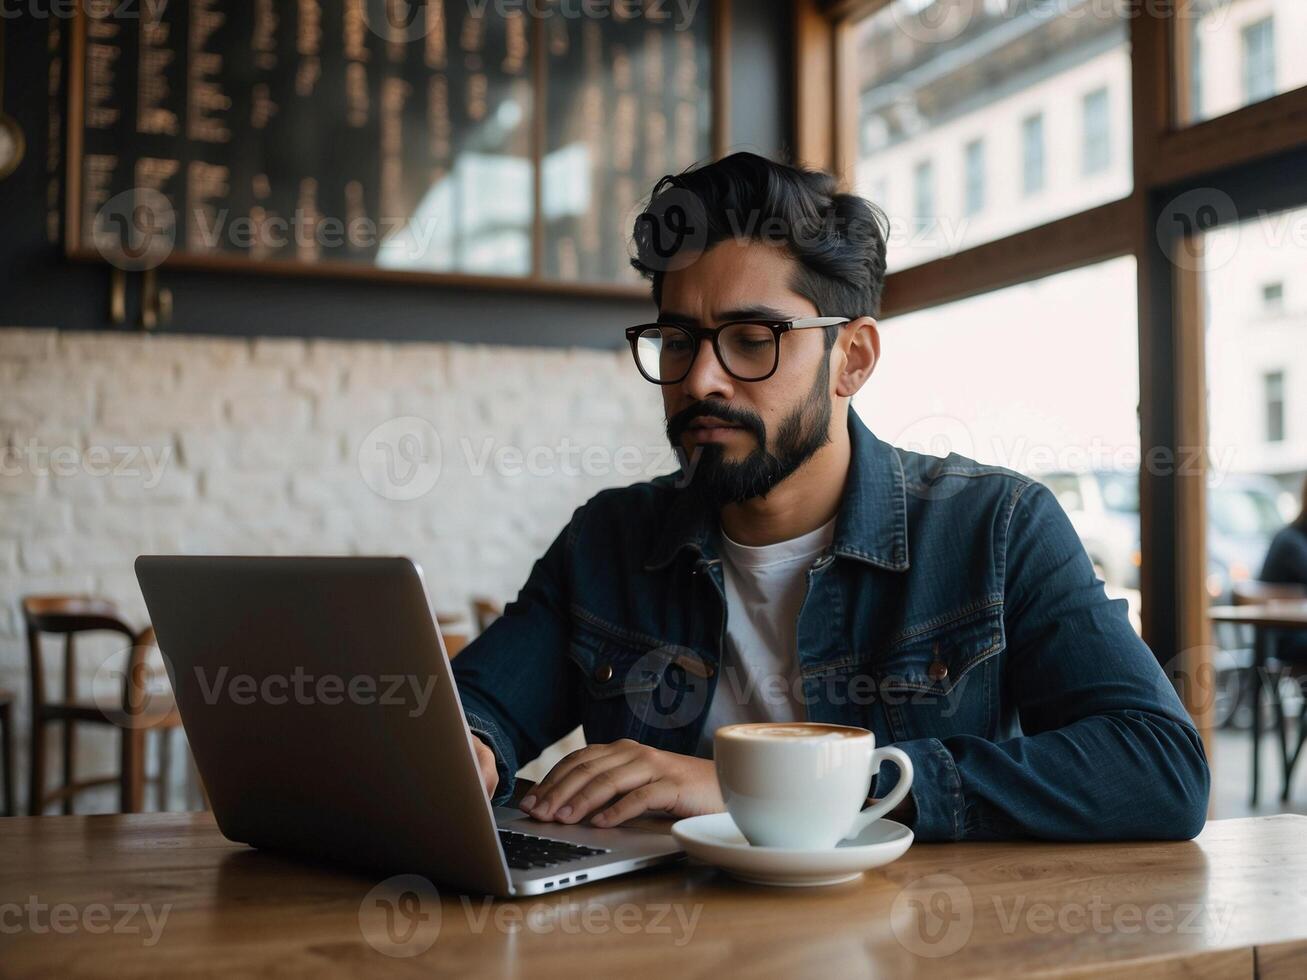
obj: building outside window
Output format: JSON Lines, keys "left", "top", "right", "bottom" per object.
{"left": 1022, "top": 113, "right": 1045, "bottom": 196}
{"left": 1242, "top": 18, "right": 1277, "bottom": 104}
{"left": 1082, "top": 87, "right": 1111, "bottom": 176}
{"left": 965, "top": 138, "right": 986, "bottom": 216}
{"left": 914, "top": 159, "right": 934, "bottom": 234}
{"left": 1265, "top": 370, "right": 1286, "bottom": 443}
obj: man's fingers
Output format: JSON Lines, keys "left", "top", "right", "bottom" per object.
{"left": 526, "top": 743, "right": 640, "bottom": 820}
{"left": 591, "top": 780, "right": 677, "bottom": 827}
{"left": 471, "top": 737, "right": 499, "bottom": 798}
{"left": 552, "top": 760, "right": 656, "bottom": 823}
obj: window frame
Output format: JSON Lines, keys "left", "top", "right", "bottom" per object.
{"left": 795, "top": 0, "right": 1307, "bottom": 750}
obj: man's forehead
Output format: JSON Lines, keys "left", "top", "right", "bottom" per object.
{"left": 659, "top": 241, "right": 812, "bottom": 323}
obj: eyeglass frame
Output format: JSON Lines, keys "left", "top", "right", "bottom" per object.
{"left": 624, "top": 316, "right": 852, "bottom": 385}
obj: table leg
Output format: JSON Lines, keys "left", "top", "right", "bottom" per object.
{"left": 1252, "top": 629, "right": 1265, "bottom": 807}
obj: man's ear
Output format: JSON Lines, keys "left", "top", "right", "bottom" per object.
{"left": 834, "top": 317, "right": 879, "bottom": 398}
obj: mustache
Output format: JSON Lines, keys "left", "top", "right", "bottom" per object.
{"left": 666, "top": 401, "right": 767, "bottom": 445}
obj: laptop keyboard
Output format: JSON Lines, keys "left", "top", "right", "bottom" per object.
{"left": 498, "top": 829, "right": 609, "bottom": 870}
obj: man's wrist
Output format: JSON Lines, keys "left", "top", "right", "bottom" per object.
{"left": 869, "top": 791, "right": 917, "bottom": 827}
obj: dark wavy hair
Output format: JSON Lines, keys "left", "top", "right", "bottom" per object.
{"left": 630, "top": 152, "right": 889, "bottom": 349}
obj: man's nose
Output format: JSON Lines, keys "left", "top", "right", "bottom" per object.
{"left": 681, "top": 336, "right": 735, "bottom": 402}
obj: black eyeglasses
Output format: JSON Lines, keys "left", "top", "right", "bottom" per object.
{"left": 624, "top": 317, "right": 850, "bottom": 384}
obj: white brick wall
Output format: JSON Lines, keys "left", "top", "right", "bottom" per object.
{"left": 0, "top": 326, "right": 670, "bottom": 811}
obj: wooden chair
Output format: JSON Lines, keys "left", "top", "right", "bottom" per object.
{"left": 436, "top": 612, "right": 469, "bottom": 658}
{"left": 0, "top": 688, "right": 14, "bottom": 817}
{"left": 1232, "top": 581, "right": 1307, "bottom": 803}
{"left": 472, "top": 598, "right": 503, "bottom": 635}
{"left": 23, "top": 596, "right": 182, "bottom": 814}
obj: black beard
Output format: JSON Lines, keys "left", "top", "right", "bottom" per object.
{"left": 666, "top": 360, "right": 833, "bottom": 509}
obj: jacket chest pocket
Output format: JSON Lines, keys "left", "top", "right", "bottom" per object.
{"left": 877, "top": 608, "right": 1005, "bottom": 743}
{"left": 567, "top": 619, "right": 712, "bottom": 746}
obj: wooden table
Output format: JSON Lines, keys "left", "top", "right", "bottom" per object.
{"left": 1209, "top": 602, "right": 1307, "bottom": 804}
{"left": 3, "top": 813, "right": 1307, "bottom": 978}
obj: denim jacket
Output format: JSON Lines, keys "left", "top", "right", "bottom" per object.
{"left": 452, "top": 410, "right": 1210, "bottom": 841}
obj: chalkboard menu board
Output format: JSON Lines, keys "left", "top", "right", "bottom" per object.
{"left": 66, "top": 0, "right": 720, "bottom": 293}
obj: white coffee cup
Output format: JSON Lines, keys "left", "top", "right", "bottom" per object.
{"left": 714, "top": 722, "right": 914, "bottom": 849}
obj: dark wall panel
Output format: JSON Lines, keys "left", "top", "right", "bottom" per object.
{"left": 0, "top": 2, "right": 794, "bottom": 349}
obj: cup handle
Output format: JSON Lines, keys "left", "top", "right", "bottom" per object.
{"left": 844, "top": 746, "right": 914, "bottom": 840}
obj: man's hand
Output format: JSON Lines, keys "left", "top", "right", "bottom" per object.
{"left": 518, "top": 739, "right": 724, "bottom": 827}
{"left": 471, "top": 733, "right": 499, "bottom": 800}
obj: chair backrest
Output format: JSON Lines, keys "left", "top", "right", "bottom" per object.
{"left": 472, "top": 598, "right": 503, "bottom": 634}
{"left": 1232, "top": 581, "right": 1307, "bottom": 606}
{"left": 22, "top": 595, "right": 137, "bottom": 710}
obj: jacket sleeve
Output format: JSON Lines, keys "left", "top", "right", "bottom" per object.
{"left": 895, "top": 480, "right": 1211, "bottom": 841}
{"left": 451, "top": 510, "right": 583, "bottom": 806}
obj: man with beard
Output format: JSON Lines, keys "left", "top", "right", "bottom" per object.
{"left": 450, "top": 152, "right": 1209, "bottom": 841}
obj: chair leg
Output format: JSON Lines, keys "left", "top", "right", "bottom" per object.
{"left": 1286, "top": 707, "right": 1307, "bottom": 803}
{"left": 120, "top": 727, "right": 145, "bottom": 813}
{"left": 28, "top": 716, "right": 46, "bottom": 816}
{"left": 1250, "top": 660, "right": 1264, "bottom": 806}
{"left": 61, "top": 718, "right": 76, "bottom": 815}
{"left": 0, "top": 703, "right": 13, "bottom": 818}
{"left": 156, "top": 727, "right": 171, "bottom": 812}
{"left": 1270, "top": 666, "right": 1292, "bottom": 801}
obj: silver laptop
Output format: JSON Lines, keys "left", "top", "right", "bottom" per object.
{"left": 135, "top": 555, "right": 683, "bottom": 897}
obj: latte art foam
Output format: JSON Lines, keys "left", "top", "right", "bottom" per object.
{"left": 719, "top": 723, "right": 864, "bottom": 741}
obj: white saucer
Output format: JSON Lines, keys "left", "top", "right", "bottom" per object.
{"left": 671, "top": 812, "right": 914, "bottom": 887}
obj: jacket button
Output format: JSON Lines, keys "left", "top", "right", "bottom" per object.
{"left": 594, "top": 663, "right": 614, "bottom": 683}
{"left": 927, "top": 661, "right": 948, "bottom": 682}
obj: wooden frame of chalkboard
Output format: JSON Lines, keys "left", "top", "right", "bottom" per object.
{"left": 64, "top": 1, "right": 730, "bottom": 299}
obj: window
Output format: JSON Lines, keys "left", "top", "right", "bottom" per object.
{"left": 1180, "top": 0, "right": 1303, "bottom": 124}
{"left": 1241, "top": 18, "right": 1277, "bottom": 104}
{"left": 964, "top": 139, "right": 985, "bottom": 216}
{"left": 913, "top": 160, "right": 934, "bottom": 234}
{"left": 851, "top": 0, "right": 1131, "bottom": 271}
{"left": 1044, "top": 474, "right": 1085, "bottom": 513}
{"left": 1082, "top": 88, "right": 1111, "bottom": 176}
{"left": 853, "top": 257, "right": 1142, "bottom": 628}
{"left": 1263, "top": 282, "right": 1284, "bottom": 314}
{"left": 1265, "top": 371, "right": 1286, "bottom": 443}
{"left": 1021, "top": 114, "right": 1045, "bottom": 196}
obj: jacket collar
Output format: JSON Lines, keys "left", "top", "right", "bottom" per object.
{"left": 642, "top": 410, "right": 911, "bottom": 573}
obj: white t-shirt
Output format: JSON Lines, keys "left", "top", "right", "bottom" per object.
{"left": 695, "top": 516, "right": 838, "bottom": 757}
